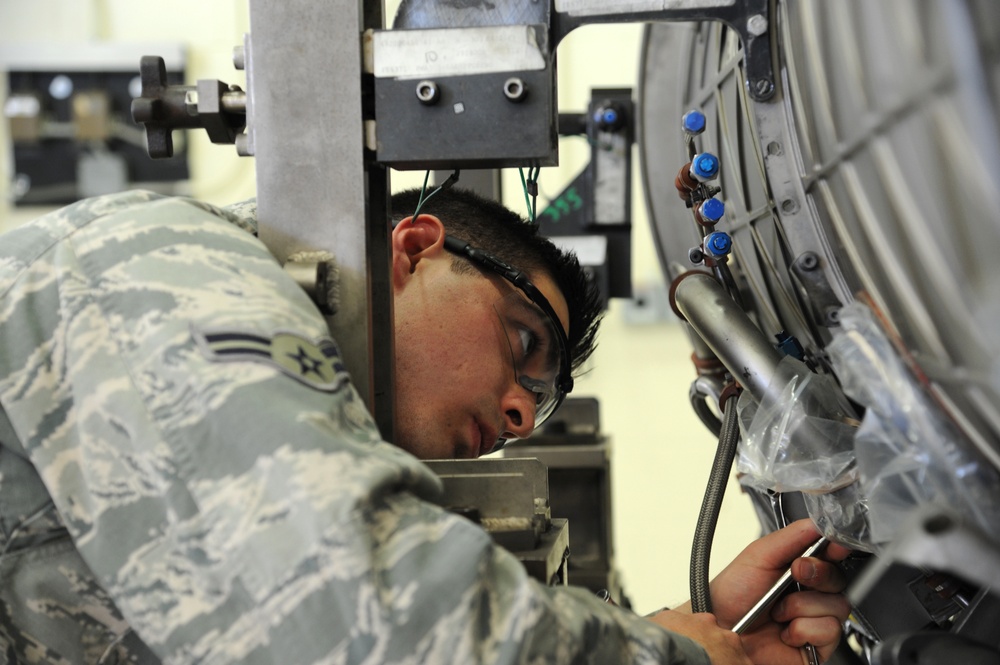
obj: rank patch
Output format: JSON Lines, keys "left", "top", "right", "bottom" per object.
{"left": 194, "top": 327, "right": 350, "bottom": 391}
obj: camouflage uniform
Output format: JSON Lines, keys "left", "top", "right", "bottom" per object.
{"left": 0, "top": 190, "right": 709, "bottom": 664}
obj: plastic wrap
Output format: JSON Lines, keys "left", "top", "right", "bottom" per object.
{"left": 825, "top": 302, "right": 1000, "bottom": 549}
{"left": 736, "top": 356, "right": 859, "bottom": 495}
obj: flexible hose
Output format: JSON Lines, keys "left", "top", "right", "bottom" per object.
{"left": 690, "top": 394, "right": 741, "bottom": 614}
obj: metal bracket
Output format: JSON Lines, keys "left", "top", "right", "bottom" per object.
{"left": 552, "top": 0, "right": 776, "bottom": 102}
{"left": 791, "top": 251, "right": 845, "bottom": 328}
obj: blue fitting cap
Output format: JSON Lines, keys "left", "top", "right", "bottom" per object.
{"left": 775, "top": 331, "right": 805, "bottom": 361}
{"left": 704, "top": 231, "right": 732, "bottom": 257}
{"left": 602, "top": 109, "right": 618, "bottom": 124}
{"left": 699, "top": 198, "right": 725, "bottom": 223}
{"left": 682, "top": 110, "right": 706, "bottom": 134}
{"left": 691, "top": 152, "right": 720, "bottom": 181}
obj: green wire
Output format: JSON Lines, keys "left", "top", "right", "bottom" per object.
{"left": 410, "top": 170, "right": 433, "bottom": 222}
{"left": 530, "top": 167, "right": 540, "bottom": 221}
{"left": 518, "top": 168, "right": 534, "bottom": 222}
{"left": 411, "top": 169, "right": 460, "bottom": 222}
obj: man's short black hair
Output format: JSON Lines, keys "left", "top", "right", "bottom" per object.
{"left": 391, "top": 187, "right": 603, "bottom": 374}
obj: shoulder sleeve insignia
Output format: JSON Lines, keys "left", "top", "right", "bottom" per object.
{"left": 193, "top": 327, "right": 350, "bottom": 392}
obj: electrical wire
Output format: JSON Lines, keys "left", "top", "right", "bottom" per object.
{"left": 410, "top": 169, "right": 460, "bottom": 221}
{"left": 518, "top": 166, "right": 542, "bottom": 222}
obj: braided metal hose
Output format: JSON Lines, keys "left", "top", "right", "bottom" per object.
{"left": 690, "top": 394, "right": 741, "bottom": 614}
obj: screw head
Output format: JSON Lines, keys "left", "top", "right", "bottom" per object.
{"left": 747, "top": 14, "right": 768, "bottom": 37}
{"left": 752, "top": 78, "right": 775, "bottom": 98}
{"left": 416, "top": 80, "right": 440, "bottom": 105}
{"left": 798, "top": 252, "right": 819, "bottom": 271}
{"left": 682, "top": 109, "right": 706, "bottom": 134}
{"left": 781, "top": 198, "right": 800, "bottom": 214}
{"left": 503, "top": 77, "right": 528, "bottom": 102}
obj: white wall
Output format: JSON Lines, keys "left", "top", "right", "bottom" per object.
{"left": 0, "top": 2, "right": 759, "bottom": 615}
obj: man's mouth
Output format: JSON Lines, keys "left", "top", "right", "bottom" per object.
{"left": 475, "top": 419, "right": 499, "bottom": 457}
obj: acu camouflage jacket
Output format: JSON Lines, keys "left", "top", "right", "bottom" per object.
{"left": 0, "top": 190, "right": 708, "bottom": 665}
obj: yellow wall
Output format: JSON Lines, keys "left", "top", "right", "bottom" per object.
{"left": 0, "top": 1, "right": 758, "bottom": 614}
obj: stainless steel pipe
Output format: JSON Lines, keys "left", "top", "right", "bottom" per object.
{"left": 672, "top": 271, "right": 784, "bottom": 405}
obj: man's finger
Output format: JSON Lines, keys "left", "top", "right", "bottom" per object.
{"left": 778, "top": 615, "right": 843, "bottom": 652}
{"left": 744, "top": 521, "right": 854, "bottom": 575}
{"left": 772, "top": 591, "right": 851, "bottom": 624}
{"left": 791, "top": 557, "right": 847, "bottom": 593}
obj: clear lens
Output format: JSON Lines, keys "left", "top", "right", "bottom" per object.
{"left": 494, "top": 291, "right": 567, "bottom": 433}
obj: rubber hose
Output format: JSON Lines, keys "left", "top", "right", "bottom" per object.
{"left": 690, "top": 395, "right": 741, "bottom": 613}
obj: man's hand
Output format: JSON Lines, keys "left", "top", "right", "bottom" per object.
{"left": 648, "top": 610, "right": 753, "bottom": 665}
{"left": 685, "top": 519, "right": 852, "bottom": 665}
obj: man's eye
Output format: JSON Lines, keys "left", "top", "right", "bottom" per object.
{"left": 517, "top": 327, "right": 537, "bottom": 358}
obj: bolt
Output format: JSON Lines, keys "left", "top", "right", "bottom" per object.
{"left": 682, "top": 109, "right": 706, "bottom": 134}
{"left": 415, "top": 80, "right": 440, "bottom": 105}
{"left": 691, "top": 152, "right": 720, "bottom": 181}
{"left": 747, "top": 14, "right": 768, "bottom": 37}
{"left": 798, "top": 251, "right": 819, "bottom": 271}
{"left": 688, "top": 247, "right": 705, "bottom": 265}
{"left": 825, "top": 306, "right": 841, "bottom": 325}
{"left": 699, "top": 198, "right": 725, "bottom": 223}
{"left": 781, "top": 198, "right": 799, "bottom": 214}
{"left": 705, "top": 231, "right": 732, "bottom": 257}
{"left": 504, "top": 77, "right": 528, "bottom": 102}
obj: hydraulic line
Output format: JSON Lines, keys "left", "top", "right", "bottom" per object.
{"left": 671, "top": 271, "right": 786, "bottom": 614}
{"left": 690, "top": 393, "right": 741, "bottom": 614}
{"left": 689, "top": 375, "right": 724, "bottom": 437}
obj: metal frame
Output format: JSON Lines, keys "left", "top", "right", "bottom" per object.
{"left": 245, "top": 0, "right": 395, "bottom": 440}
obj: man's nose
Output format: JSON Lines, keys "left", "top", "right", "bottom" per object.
{"left": 501, "top": 387, "right": 537, "bottom": 439}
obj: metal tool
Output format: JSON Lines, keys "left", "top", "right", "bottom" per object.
{"left": 731, "top": 536, "right": 829, "bottom": 634}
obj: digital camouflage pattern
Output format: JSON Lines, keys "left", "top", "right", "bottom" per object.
{"left": 0, "top": 191, "right": 709, "bottom": 664}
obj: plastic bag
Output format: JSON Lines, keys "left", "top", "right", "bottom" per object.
{"left": 825, "top": 302, "right": 1000, "bottom": 549}
{"left": 736, "top": 355, "right": 859, "bottom": 495}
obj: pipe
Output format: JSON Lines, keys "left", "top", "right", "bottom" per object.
{"left": 672, "top": 271, "right": 785, "bottom": 404}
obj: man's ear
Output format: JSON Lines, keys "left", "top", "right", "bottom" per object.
{"left": 391, "top": 213, "right": 447, "bottom": 287}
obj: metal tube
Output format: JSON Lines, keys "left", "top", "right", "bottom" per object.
{"left": 673, "top": 272, "right": 784, "bottom": 403}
